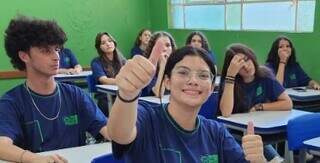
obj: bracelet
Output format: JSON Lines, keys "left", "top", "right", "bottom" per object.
{"left": 20, "top": 150, "right": 28, "bottom": 163}
{"left": 254, "top": 103, "right": 264, "bottom": 111}
{"left": 226, "top": 75, "right": 235, "bottom": 80}
{"left": 225, "top": 79, "right": 235, "bottom": 84}
{"left": 116, "top": 91, "right": 140, "bottom": 103}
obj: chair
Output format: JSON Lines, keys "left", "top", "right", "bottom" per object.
{"left": 86, "top": 74, "right": 97, "bottom": 96}
{"left": 287, "top": 113, "right": 320, "bottom": 162}
{"left": 91, "top": 153, "right": 124, "bottom": 163}
{"left": 199, "top": 92, "right": 218, "bottom": 119}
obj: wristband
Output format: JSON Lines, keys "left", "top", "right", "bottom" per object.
{"left": 226, "top": 75, "right": 235, "bottom": 80}
{"left": 117, "top": 91, "right": 140, "bottom": 103}
{"left": 254, "top": 103, "right": 264, "bottom": 111}
{"left": 225, "top": 79, "right": 235, "bottom": 84}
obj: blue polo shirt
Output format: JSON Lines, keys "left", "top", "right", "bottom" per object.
{"left": 112, "top": 102, "right": 247, "bottom": 163}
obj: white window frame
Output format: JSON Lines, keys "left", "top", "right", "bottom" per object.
{"left": 168, "top": 0, "right": 316, "bottom": 32}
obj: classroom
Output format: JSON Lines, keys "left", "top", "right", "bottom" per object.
{"left": 0, "top": 0, "right": 319, "bottom": 163}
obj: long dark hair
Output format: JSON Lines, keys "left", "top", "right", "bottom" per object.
{"left": 266, "top": 35, "right": 297, "bottom": 71}
{"left": 95, "top": 32, "right": 125, "bottom": 77}
{"left": 144, "top": 31, "right": 177, "bottom": 58}
{"left": 219, "top": 43, "right": 272, "bottom": 113}
{"left": 185, "top": 31, "right": 211, "bottom": 51}
{"left": 159, "top": 46, "right": 217, "bottom": 104}
{"left": 133, "top": 28, "right": 151, "bottom": 47}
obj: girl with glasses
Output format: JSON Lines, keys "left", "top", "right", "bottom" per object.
{"left": 107, "top": 44, "right": 266, "bottom": 163}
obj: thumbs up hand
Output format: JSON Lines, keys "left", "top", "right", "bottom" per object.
{"left": 242, "top": 121, "right": 266, "bottom": 163}
{"left": 115, "top": 42, "right": 161, "bottom": 100}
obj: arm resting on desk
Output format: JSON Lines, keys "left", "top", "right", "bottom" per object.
{"left": 309, "top": 80, "right": 320, "bottom": 90}
{"left": 0, "top": 136, "right": 67, "bottom": 163}
{"left": 257, "top": 92, "right": 292, "bottom": 111}
{"left": 98, "top": 76, "right": 117, "bottom": 85}
{"left": 58, "top": 64, "right": 82, "bottom": 75}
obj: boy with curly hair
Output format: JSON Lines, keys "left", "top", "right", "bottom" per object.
{"left": 0, "top": 16, "right": 109, "bottom": 163}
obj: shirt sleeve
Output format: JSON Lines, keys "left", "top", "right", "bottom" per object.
{"left": 0, "top": 95, "right": 24, "bottom": 143}
{"left": 66, "top": 49, "right": 79, "bottom": 67}
{"left": 295, "top": 63, "right": 311, "bottom": 86}
{"left": 267, "top": 77, "right": 285, "bottom": 101}
{"left": 76, "top": 87, "right": 107, "bottom": 137}
{"left": 265, "top": 63, "right": 276, "bottom": 75}
{"left": 91, "top": 58, "right": 108, "bottom": 84}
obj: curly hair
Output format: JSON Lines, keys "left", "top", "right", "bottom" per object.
{"left": 144, "top": 31, "right": 177, "bottom": 58}
{"left": 185, "top": 31, "right": 211, "bottom": 51}
{"left": 4, "top": 16, "right": 67, "bottom": 71}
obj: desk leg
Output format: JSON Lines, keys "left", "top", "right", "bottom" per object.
{"left": 107, "top": 94, "right": 113, "bottom": 114}
{"left": 284, "top": 141, "right": 293, "bottom": 163}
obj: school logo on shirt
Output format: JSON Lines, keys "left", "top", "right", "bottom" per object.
{"left": 201, "top": 154, "right": 218, "bottom": 163}
{"left": 256, "top": 85, "right": 262, "bottom": 97}
{"left": 64, "top": 57, "right": 71, "bottom": 64}
{"left": 64, "top": 115, "right": 78, "bottom": 126}
{"left": 289, "top": 74, "right": 296, "bottom": 80}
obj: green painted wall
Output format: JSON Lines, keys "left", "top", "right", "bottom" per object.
{"left": 0, "top": 0, "right": 150, "bottom": 95}
{"left": 1, "top": 0, "right": 319, "bottom": 95}
{"left": 150, "top": 0, "right": 320, "bottom": 82}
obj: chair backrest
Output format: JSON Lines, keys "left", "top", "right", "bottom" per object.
{"left": 91, "top": 153, "right": 124, "bottom": 163}
{"left": 287, "top": 113, "right": 320, "bottom": 150}
{"left": 199, "top": 92, "right": 218, "bottom": 119}
{"left": 86, "top": 74, "right": 97, "bottom": 93}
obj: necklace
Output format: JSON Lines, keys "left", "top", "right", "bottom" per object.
{"left": 24, "top": 83, "right": 61, "bottom": 121}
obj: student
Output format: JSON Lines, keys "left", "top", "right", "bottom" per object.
{"left": 130, "top": 28, "right": 151, "bottom": 58}
{"left": 0, "top": 16, "right": 109, "bottom": 163}
{"left": 185, "top": 31, "right": 217, "bottom": 64}
{"left": 91, "top": 32, "right": 126, "bottom": 116}
{"left": 265, "top": 35, "right": 320, "bottom": 89}
{"left": 219, "top": 43, "right": 292, "bottom": 162}
{"left": 141, "top": 31, "right": 176, "bottom": 97}
{"left": 58, "top": 47, "right": 82, "bottom": 74}
{"left": 108, "top": 45, "right": 266, "bottom": 163}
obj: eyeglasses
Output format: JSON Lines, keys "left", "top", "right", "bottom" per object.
{"left": 172, "top": 67, "right": 214, "bottom": 82}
